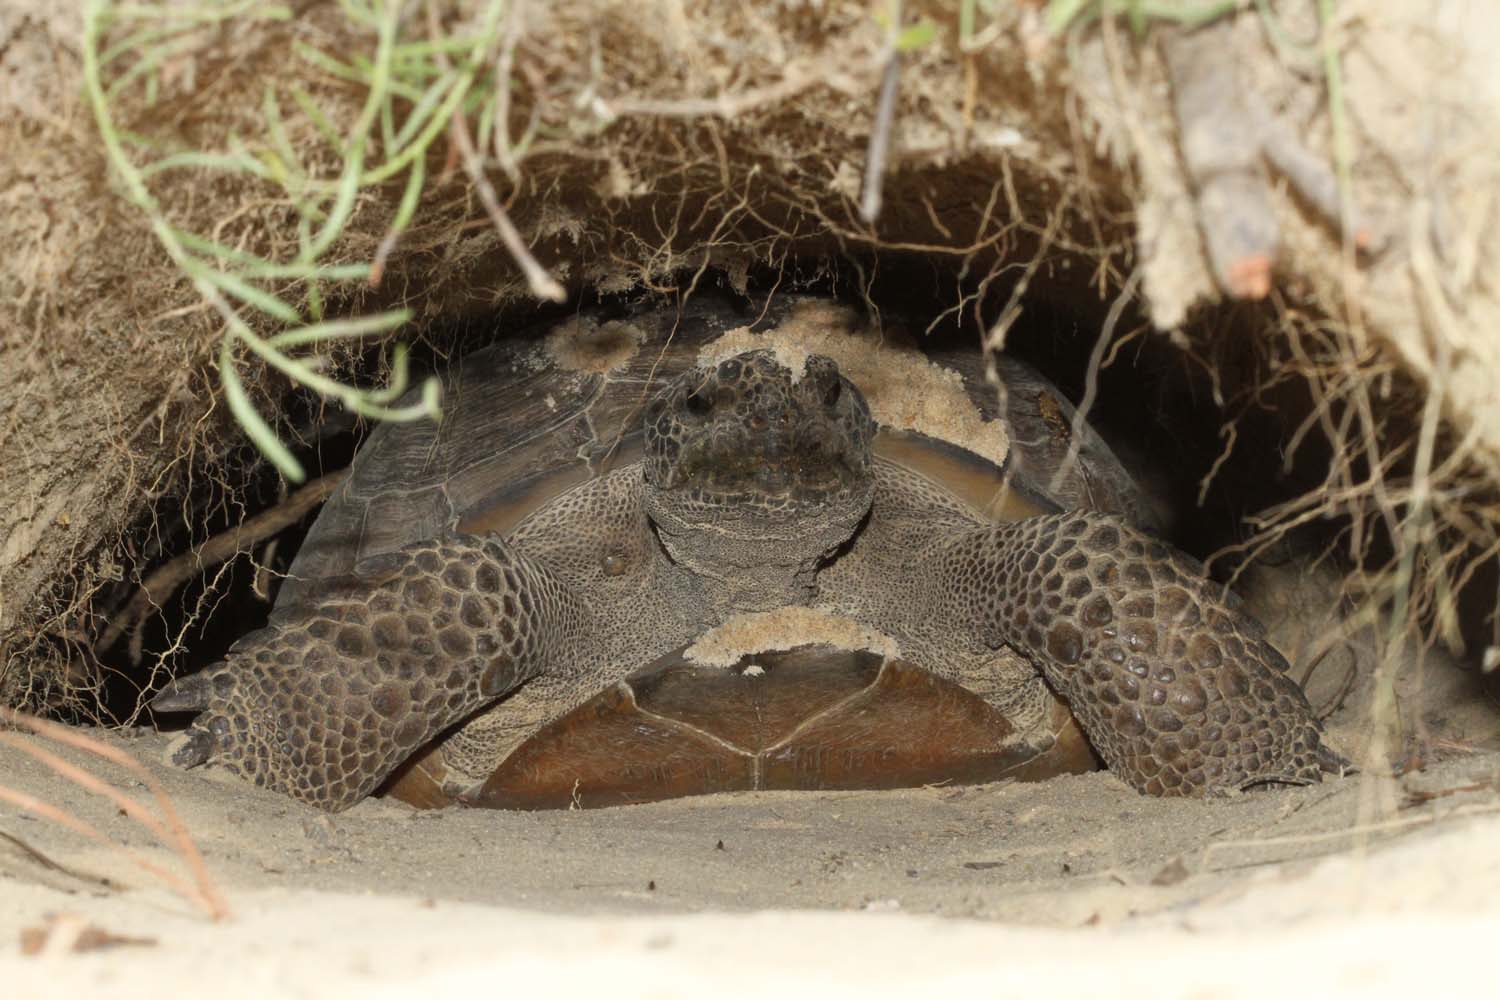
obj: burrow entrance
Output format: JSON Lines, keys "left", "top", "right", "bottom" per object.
{"left": 88, "top": 254, "right": 1500, "bottom": 807}
{"left": 8, "top": 248, "right": 1500, "bottom": 928}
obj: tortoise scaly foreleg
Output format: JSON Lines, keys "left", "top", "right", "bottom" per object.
{"left": 930, "top": 511, "right": 1344, "bottom": 796}
{"left": 152, "top": 535, "right": 588, "bottom": 811}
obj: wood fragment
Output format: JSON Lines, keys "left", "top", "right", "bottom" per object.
{"left": 1164, "top": 26, "right": 1278, "bottom": 300}
{"left": 20, "top": 914, "right": 157, "bottom": 957}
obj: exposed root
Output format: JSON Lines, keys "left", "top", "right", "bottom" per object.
{"left": 1047, "top": 266, "right": 1141, "bottom": 503}
{"left": 425, "top": 0, "right": 564, "bottom": 304}
{"left": 96, "top": 469, "right": 350, "bottom": 663}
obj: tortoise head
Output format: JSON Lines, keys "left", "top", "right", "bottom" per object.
{"left": 642, "top": 350, "right": 876, "bottom": 606}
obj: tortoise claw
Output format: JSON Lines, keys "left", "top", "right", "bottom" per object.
{"left": 169, "top": 727, "right": 217, "bottom": 769}
{"left": 149, "top": 536, "right": 551, "bottom": 811}
{"left": 949, "top": 511, "right": 1339, "bottom": 797}
{"left": 151, "top": 673, "right": 212, "bottom": 713}
{"left": 1318, "top": 744, "right": 1355, "bottom": 777}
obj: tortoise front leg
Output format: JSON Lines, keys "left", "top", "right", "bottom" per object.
{"left": 929, "top": 511, "right": 1342, "bottom": 796}
{"left": 152, "top": 535, "right": 587, "bottom": 811}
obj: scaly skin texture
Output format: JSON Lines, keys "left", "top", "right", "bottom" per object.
{"left": 158, "top": 347, "right": 1340, "bottom": 809}
{"left": 929, "top": 511, "right": 1332, "bottom": 795}
{"left": 155, "top": 537, "right": 589, "bottom": 810}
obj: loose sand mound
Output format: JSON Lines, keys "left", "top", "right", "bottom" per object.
{"left": 1, "top": 728, "right": 1498, "bottom": 996}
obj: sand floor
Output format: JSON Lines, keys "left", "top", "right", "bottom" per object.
{"left": 2, "top": 726, "right": 1498, "bottom": 997}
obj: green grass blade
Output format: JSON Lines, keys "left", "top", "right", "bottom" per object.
{"left": 262, "top": 86, "right": 301, "bottom": 178}
{"left": 198, "top": 268, "right": 302, "bottom": 324}
{"left": 267, "top": 309, "right": 413, "bottom": 349}
{"left": 288, "top": 85, "right": 344, "bottom": 149}
{"left": 389, "top": 151, "right": 426, "bottom": 233}
{"left": 106, "top": 2, "right": 289, "bottom": 24}
{"left": 139, "top": 151, "right": 273, "bottom": 180}
{"left": 389, "top": 66, "right": 460, "bottom": 152}
{"left": 220, "top": 336, "right": 306, "bottom": 483}
{"left": 88, "top": 0, "right": 447, "bottom": 480}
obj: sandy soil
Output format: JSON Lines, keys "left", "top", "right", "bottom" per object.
{"left": 2, "top": 725, "right": 1498, "bottom": 997}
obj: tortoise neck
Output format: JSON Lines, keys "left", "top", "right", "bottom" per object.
{"left": 647, "top": 513, "right": 836, "bottom": 616}
{"left": 705, "top": 563, "right": 820, "bottom": 617}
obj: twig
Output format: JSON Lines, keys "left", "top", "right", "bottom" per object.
{"left": 1048, "top": 267, "right": 1142, "bottom": 501}
{"left": 489, "top": 0, "right": 527, "bottom": 181}
{"left": 0, "top": 829, "right": 120, "bottom": 892}
{"left": 449, "top": 112, "right": 565, "bottom": 302}
{"left": 97, "top": 468, "right": 349, "bottom": 657}
{"left": 859, "top": 53, "right": 901, "bottom": 224}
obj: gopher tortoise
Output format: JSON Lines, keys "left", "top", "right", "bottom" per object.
{"left": 154, "top": 297, "right": 1340, "bottom": 811}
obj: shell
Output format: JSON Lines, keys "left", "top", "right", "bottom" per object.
{"left": 283, "top": 296, "right": 1149, "bottom": 603}
{"left": 285, "top": 296, "right": 1151, "bottom": 809}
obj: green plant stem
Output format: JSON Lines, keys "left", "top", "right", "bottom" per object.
{"left": 83, "top": 0, "right": 442, "bottom": 483}
{"left": 1318, "top": 0, "right": 1355, "bottom": 243}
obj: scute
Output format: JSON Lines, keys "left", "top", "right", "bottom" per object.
{"left": 459, "top": 645, "right": 1096, "bottom": 811}
{"left": 283, "top": 297, "right": 1150, "bottom": 606}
